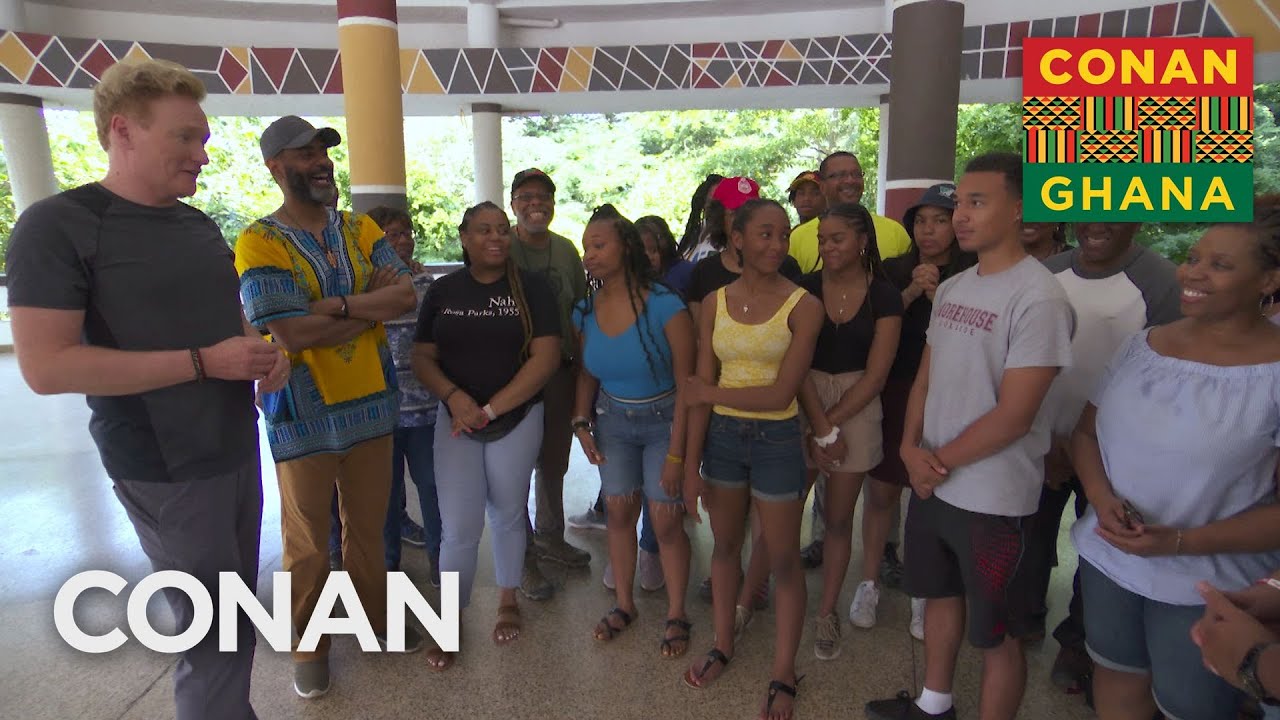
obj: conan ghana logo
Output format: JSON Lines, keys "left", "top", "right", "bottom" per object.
{"left": 1022, "top": 38, "right": 1253, "bottom": 222}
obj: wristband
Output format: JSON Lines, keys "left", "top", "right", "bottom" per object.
{"left": 666, "top": 453, "right": 684, "bottom": 465}
{"left": 814, "top": 426, "right": 840, "bottom": 448}
{"left": 339, "top": 295, "right": 350, "bottom": 318}
{"left": 1256, "top": 578, "right": 1280, "bottom": 592}
{"left": 190, "top": 348, "right": 206, "bottom": 383}
{"left": 1174, "top": 529, "right": 1184, "bottom": 555}
{"left": 442, "top": 386, "right": 461, "bottom": 403}
{"left": 571, "top": 416, "right": 593, "bottom": 432}
{"left": 482, "top": 404, "right": 498, "bottom": 421}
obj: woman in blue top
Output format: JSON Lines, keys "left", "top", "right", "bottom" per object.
{"left": 572, "top": 204, "right": 697, "bottom": 657}
{"left": 1071, "top": 205, "right": 1280, "bottom": 720}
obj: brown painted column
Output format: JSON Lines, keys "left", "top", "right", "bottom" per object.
{"left": 336, "top": 0, "right": 407, "bottom": 211}
{"left": 883, "top": 0, "right": 964, "bottom": 226}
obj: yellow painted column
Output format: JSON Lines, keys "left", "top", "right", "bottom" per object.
{"left": 337, "top": 0, "right": 407, "bottom": 211}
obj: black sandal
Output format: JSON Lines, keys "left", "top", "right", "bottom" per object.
{"left": 593, "top": 607, "right": 636, "bottom": 642}
{"left": 683, "top": 647, "right": 731, "bottom": 689}
{"left": 660, "top": 618, "right": 692, "bottom": 658}
{"left": 763, "top": 676, "right": 804, "bottom": 719}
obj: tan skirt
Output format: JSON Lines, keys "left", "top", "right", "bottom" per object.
{"left": 800, "top": 369, "right": 884, "bottom": 474}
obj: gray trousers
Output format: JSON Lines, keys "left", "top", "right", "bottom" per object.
{"left": 113, "top": 458, "right": 263, "bottom": 720}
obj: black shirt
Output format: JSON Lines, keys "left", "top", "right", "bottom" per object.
{"left": 685, "top": 252, "right": 804, "bottom": 304}
{"left": 882, "top": 247, "right": 978, "bottom": 380}
{"left": 799, "top": 273, "right": 903, "bottom": 374}
{"left": 414, "top": 267, "right": 560, "bottom": 407}
{"left": 5, "top": 184, "right": 259, "bottom": 483}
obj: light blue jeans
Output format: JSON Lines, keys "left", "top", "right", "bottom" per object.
{"left": 434, "top": 402, "right": 544, "bottom": 608}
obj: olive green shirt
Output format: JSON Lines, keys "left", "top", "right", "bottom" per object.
{"left": 509, "top": 229, "right": 586, "bottom": 361}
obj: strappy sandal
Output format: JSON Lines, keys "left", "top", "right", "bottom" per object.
{"left": 593, "top": 607, "right": 636, "bottom": 642}
{"left": 762, "top": 676, "right": 804, "bottom": 720}
{"left": 660, "top": 618, "right": 692, "bottom": 658}
{"left": 682, "top": 647, "right": 731, "bottom": 689}
{"left": 492, "top": 604, "right": 522, "bottom": 646}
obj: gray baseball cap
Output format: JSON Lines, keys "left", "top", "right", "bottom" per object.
{"left": 259, "top": 115, "right": 341, "bottom": 162}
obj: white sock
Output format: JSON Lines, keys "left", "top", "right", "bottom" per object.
{"left": 916, "top": 688, "right": 953, "bottom": 715}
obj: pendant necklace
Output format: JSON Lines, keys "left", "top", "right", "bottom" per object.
{"left": 280, "top": 206, "right": 336, "bottom": 268}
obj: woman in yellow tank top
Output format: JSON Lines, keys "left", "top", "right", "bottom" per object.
{"left": 680, "top": 198, "right": 824, "bottom": 720}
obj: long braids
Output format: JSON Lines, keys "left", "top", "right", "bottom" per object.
{"left": 459, "top": 201, "right": 534, "bottom": 359}
{"left": 676, "top": 173, "right": 726, "bottom": 257}
{"left": 582, "top": 204, "right": 669, "bottom": 384}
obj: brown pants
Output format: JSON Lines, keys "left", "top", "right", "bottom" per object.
{"left": 276, "top": 435, "right": 392, "bottom": 662}
{"left": 532, "top": 363, "right": 574, "bottom": 536}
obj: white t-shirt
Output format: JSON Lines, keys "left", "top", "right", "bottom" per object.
{"left": 924, "top": 255, "right": 1075, "bottom": 517}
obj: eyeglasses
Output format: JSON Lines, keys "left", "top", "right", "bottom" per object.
{"left": 513, "top": 192, "right": 554, "bottom": 204}
{"left": 385, "top": 229, "right": 413, "bottom": 240}
{"left": 823, "top": 170, "right": 865, "bottom": 182}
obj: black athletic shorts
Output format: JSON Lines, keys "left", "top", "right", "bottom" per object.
{"left": 903, "top": 492, "right": 1032, "bottom": 649}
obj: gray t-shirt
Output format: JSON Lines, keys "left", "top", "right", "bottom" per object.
{"left": 5, "top": 184, "right": 258, "bottom": 483}
{"left": 924, "top": 255, "right": 1075, "bottom": 517}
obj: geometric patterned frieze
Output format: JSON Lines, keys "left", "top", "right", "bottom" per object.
{"left": 1079, "top": 131, "right": 1140, "bottom": 163}
{"left": 0, "top": 2, "right": 1237, "bottom": 96}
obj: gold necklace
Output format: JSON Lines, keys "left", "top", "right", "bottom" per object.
{"left": 279, "top": 206, "right": 336, "bottom": 268}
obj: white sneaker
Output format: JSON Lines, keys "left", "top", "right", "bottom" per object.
{"left": 910, "top": 597, "right": 926, "bottom": 641}
{"left": 848, "top": 580, "right": 880, "bottom": 629}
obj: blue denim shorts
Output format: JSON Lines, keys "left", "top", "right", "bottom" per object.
{"left": 701, "top": 412, "right": 806, "bottom": 502}
{"left": 594, "top": 391, "right": 680, "bottom": 504}
{"left": 1080, "top": 559, "right": 1244, "bottom": 720}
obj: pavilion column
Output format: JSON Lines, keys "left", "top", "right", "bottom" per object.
{"left": 336, "top": 0, "right": 407, "bottom": 211}
{"left": 883, "top": 0, "right": 964, "bottom": 224}
{"left": 0, "top": 94, "right": 57, "bottom": 213}
{"left": 876, "top": 93, "right": 890, "bottom": 214}
{"left": 468, "top": 0, "right": 504, "bottom": 205}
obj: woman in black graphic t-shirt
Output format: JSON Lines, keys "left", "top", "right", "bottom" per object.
{"left": 411, "top": 201, "right": 561, "bottom": 671}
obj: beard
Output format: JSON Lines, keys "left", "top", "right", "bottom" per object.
{"left": 285, "top": 166, "right": 338, "bottom": 206}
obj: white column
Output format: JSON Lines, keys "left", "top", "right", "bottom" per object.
{"left": 0, "top": 0, "right": 27, "bottom": 30}
{"left": 876, "top": 94, "right": 890, "bottom": 215}
{"left": 0, "top": 95, "right": 58, "bottom": 213}
{"left": 468, "top": 0, "right": 503, "bottom": 205}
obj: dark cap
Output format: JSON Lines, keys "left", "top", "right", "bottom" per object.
{"left": 902, "top": 182, "right": 958, "bottom": 229}
{"left": 511, "top": 167, "right": 556, "bottom": 195}
{"left": 260, "top": 115, "right": 341, "bottom": 162}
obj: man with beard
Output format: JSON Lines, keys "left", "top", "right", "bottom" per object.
{"left": 234, "top": 116, "right": 421, "bottom": 699}
{"left": 507, "top": 168, "right": 591, "bottom": 600}
{"left": 1023, "top": 221, "right": 1180, "bottom": 698}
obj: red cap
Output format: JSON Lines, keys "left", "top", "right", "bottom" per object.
{"left": 710, "top": 176, "right": 760, "bottom": 211}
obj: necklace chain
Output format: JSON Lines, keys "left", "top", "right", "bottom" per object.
{"left": 279, "top": 206, "right": 336, "bottom": 268}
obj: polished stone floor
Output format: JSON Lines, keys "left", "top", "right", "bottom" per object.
{"left": 0, "top": 354, "right": 1096, "bottom": 719}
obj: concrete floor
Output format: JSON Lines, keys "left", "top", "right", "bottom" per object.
{"left": 0, "top": 353, "right": 1096, "bottom": 719}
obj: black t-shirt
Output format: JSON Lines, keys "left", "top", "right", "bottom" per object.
{"left": 414, "top": 267, "right": 560, "bottom": 408}
{"left": 882, "top": 247, "right": 978, "bottom": 380}
{"left": 799, "top": 273, "right": 904, "bottom": 374}
{"left": 685, "top": 252, "right": 804, "bottom": 303}
{"left": 4, "top": 184, "right": 259, "bottom": 483}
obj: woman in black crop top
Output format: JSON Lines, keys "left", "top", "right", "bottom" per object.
{"left": 796, "top": 203, "right": 903, "bottom": 659}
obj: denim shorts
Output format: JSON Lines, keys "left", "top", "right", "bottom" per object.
{"left": 701, "top": 412, "right": 806, "bottom": 502}
{"left": 1080, "top": 559, "right": 1244, "bottom": 720}
{"left": 594, "top": 391, "right": 681, "bottom": 505}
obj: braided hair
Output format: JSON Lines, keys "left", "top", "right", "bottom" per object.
{"left": 1243, "top": 194, "right": 1280, "bottom": 272}
{"left": 459, "top": 201, "right": 534, "bottom": 359}
{"left": 578, "top": 204, "right": 669, "bottom": 384}
{"left": 819, "top": 202, "right": 890, "bottom": 316}
{"left": 676, "top": 173, "right": 726, "bottom": 257}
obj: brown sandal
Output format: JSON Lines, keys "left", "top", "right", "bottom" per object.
{"left": 493, "top": 604, "right": 522, "bottom": 645}
{"left": 660, "top": 618, "right": 692, "bottom": 658}
{"left": 593, "top": 607, "right": 637, "bottom": 642}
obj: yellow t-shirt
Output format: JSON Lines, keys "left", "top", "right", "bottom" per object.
{"left": 788, "top": 213, "right": 912, "bottom": 274}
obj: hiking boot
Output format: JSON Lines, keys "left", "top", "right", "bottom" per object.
{"left": 293, "top": 659, "right": 330, "bottom": 699}
{"left": 534, "top": 534, "right": 591, "bottom": 568}
{"left": 520, "top": 555, "right": 555, "bottom": 601}
{"left": 849, "top": 580, "right": 880, "bottom": 629}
